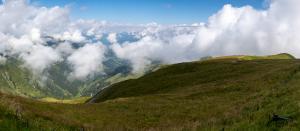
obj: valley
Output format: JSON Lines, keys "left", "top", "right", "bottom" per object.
{"left": 0, "top": 54, "right": 299, "bottom": 130}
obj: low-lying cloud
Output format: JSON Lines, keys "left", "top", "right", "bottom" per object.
{"left": 0, "top": 0, "right": 105, "bottom": 79}
{"left": 111, "top": 0, "right": 300, "bottom": 71}
{"left": 0, "top": 0, "right": 300, "bottom": 80}
{"left": 67, "top": 43, "right": 106, "bottom": 80}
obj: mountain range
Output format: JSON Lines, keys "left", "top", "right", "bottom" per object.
{"left": 0, "top": 52, "right": 155, "bottom": 100}
{"left": 0, "top": 53, "right": 298, "bottom": 130}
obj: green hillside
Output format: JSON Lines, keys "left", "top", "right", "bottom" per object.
{"left": 211, "top": 53, "right": 295, "bottom": 60}
{"left": 90, "top": 53, "right": 296, "bottom": 102}
{"left": 0, "top": 58, "right": 73, "bottom": 98}
{"left": 0, "top": 56, "right": 141, "bottom": 99}
{"left": 0, "top": 54, "right": 300, "bottom": 130}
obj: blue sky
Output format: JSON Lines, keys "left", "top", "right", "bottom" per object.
{"left": 30, "top": 0, "right": 265, "bottom": 24}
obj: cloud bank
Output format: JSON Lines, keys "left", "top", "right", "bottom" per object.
{"left": 111, "top": 0, "right": 300, "bottom": 71}
{"left": 0, "top": 0, "right": 106, "bottom": 79}
{"left": 0, "top": 0, "right": 300, "bottom": 79}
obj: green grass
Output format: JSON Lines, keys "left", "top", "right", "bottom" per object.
{"left": 1, "top": 54, "right": 300, "bottom": 130}
{"left": 212, "top": 53, "right": 295, "bottom": 60}
{"left": 0, "top": 57, "right": 139, "bottom": 99}
{"left": 39, "top": 97, "right": 90, "bottom": 104}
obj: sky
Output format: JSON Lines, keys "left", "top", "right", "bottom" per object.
{"left": 28, "top": 0, "right": 265, "bottom": 24}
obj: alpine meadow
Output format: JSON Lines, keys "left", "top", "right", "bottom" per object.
{"left": 0, "top": 0, "right": 300, "bottom": 130}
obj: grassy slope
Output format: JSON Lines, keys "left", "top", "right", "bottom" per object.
{"left": 1, "top": 54, "right": 300, "bottom": 130}
{"left": 0, "top": 58, "right": 47, "bottom": 98}
{"left": 90, "top": 53, "right": 295, "bottom": 102}
{"left": 213, "top": 53, "right": 295, "bottom": 60}
{"left": 0, "top": 57, "right": 135, "bottom": 99}
{"left": 0, "top": 58, "right": 77, "bottom": 99}
{"left": 39, "top": 97, "right": 90, "bottom": 104}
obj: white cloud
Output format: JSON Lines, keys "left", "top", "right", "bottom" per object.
{"left": 0, "top": 0, "right": 300, "bottom": 79}
{"left": 111, "top": 36, "right": 161, "bottom": 72}
{"left": 0, "top": 0, "right": 106, "bottom": 79}
{"left": 0, "top": 0, "right": 69, "bottom": 74}
{"left": 30, "top": 28, "right": 42, "bottom": 43}
{"left": 55, "top": 42, "right": 75, "bottom": 56}
{"left": 33, "top": 6, "right": 70, "bottom": 34}
{"left": 21, "top": 45, "right": 61, "bottom": 75}
{"left": 189, "top": 0, "right": 300, "bottom": 57}
{"left": 61, "top": 30, "right": 86, "bottom": 43}
{"left": 111, "top": 0, "right": 300, "bottom": 72}
{"left": 107, "top": 33, "right": 117, "bottom": 44}
{"left": 67, "top": 43, "right": 106, "bottom": 80}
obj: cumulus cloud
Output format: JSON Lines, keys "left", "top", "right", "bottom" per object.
{"left": 21, "top": 45, "right": 62, "bottom": 75}
{"left": 111, "top": 0, "right": 300, "bottom": 72}
{"left": 188, "top": 0, "right": 300, "bottom": 58}
{"left": 1, "top": 0, "right": 300, "bottom": 80}
{"left": 0, "top": 0, "right": 68, "bottom": 74}
{"left": 55, "top": 42, "right": 75, "bottom": 56}
{"left": 60, "top": 30, "right": 86, "bottom": 43}
{"left": 0, "top": 0, "right": 106, "bottom": 79}
{"left": 107, "top": 33, "right": 117, "bottom": 44}
{"left": 67, "top": 43, "right": 106, "bottom": 80}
